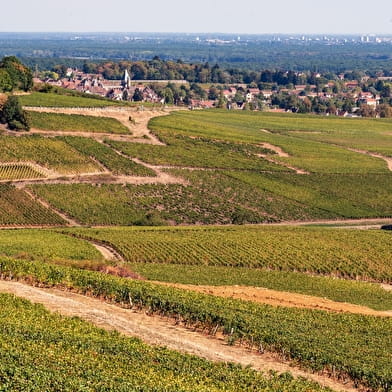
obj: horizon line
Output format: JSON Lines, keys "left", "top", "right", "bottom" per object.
{"left": 0, "top": 31, "right": 389, "bottom": 36}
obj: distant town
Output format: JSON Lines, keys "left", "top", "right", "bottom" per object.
{"left": 35, "top": 64, "right": 392, "bottom": 117}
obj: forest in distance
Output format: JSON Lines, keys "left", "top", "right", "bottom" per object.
{"left": 3, "top": 32, "right": 392, "bottom": 73}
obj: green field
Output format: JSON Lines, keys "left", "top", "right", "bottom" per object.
{"left": 1, "top": 258, "right": 391, "bottom": 392}
{"left": 29, "top": 167, "right": 392, "bottom": 225}
{"left": 20, "top": 92, "right": 128, "bottom": 107}
{"left": 30, "top": 178, "right": 333, "bottom": 225}
{"left": 0, "top": 185, "right": 65, "bottom": 226}
{"left": 0, "top": 135, "right": 100, "bottom": 174}
{"left": 65, "top": 225, "right": 392, "bottom": 282}
{"left": 28, "top": 111, "right": 130, "bottom": 134}
{"left": 107, "top": 134, "right": 287, "bottom": 171}
{"left": 149, "top": 111, "right": 391, "bottom": 173}
{"left": 128, "top": 263, "right": 392, "bottom": 311}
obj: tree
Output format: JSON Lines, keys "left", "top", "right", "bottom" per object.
{"left": 0, "top": 96, "right": 30, "bottom": 130}
{"left": 162, "top": 88, "right": 174, "bottom": 104}
{"left": 376, "top": 103, "right": 392, "bottom": 118}
{"left": 0, "top": 69, "right": 12, "bottom": 92}
{"left": 358, "top": 104, "right": 376, "bottom": 118}
{"left": 132, "top": 88, "right": 144, "bottom": 102}
{"left": 0, "top": 56, "right": 33, "bottom": 91}
{"left": 122, "top": 90, "right": 129, "bottom": 101}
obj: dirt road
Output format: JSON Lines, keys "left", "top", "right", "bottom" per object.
{"left": 157, "top": 282, "right": 392, "bottom": 317}
{"left": 25, "top": 106, "right": 174, "bottom": 145}
{"left": 0, "top": 280, "right": 358, "bottom": 392}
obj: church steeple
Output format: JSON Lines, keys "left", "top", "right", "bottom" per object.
{"left": 123, "top": 70, "right": 131, "bottom": 88}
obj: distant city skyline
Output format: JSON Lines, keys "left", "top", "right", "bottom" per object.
{"left": 3, "top": 0, "right": 392, "bottom": 35}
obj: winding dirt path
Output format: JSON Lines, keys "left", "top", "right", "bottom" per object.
{"left": 25, "top": 106, "right": 176, "bottom": 145}
{"left": 259, "top": 142, "right": 290, "bottom": 157}
{"left": 92, "top": 243, "right": 121, "bottom": 262}
{"left": 255, "top": 153, "right": 310, "bottom": 174}
{"left": 348, "top": 148, "right": 392, "bottom": 172}
{"left": 156, "top": 283, "right": 392, "bottom": 317}
{"left": 0, "top": 280, "right": 359, "bottom": 392}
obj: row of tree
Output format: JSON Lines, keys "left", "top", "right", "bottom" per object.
{"left": 53, "top": 58, "right": 365, "bottom": 85}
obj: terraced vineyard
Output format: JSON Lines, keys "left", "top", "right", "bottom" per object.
{"left": 29, "top": 167, "right": 392, "bottom": 225}
{"left": 62, "top": 137, "right": 156, "bottom": 176}
{"left": 0, "top": 185, "right": 65, "bottom": 226}
{"left": 149, "top": 111, "right": 390, "bottom": 174}
{"left": 0, "top": 135, "right": 100, "bottom": 174}
{"left": 28, "top": 111, "right": 130, "bottom": 134}
{"left": 0, "top": 163, "right": 44, "bottom": 180}
{"left": 1, "top": 98, "right": 392, "bottom": 392}
{"left": 107, "top": 133, "right": 287, "bottom": 171}
{"left": 66, "top": 225, "right": 392, "bottom": 282}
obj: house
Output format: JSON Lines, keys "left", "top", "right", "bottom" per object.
{"left": 260, "top": 90, "right": 273, "bottom": 98}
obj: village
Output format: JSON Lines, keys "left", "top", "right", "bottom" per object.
{"left": 36, "top": 67, "right": 392, "bottom": 117}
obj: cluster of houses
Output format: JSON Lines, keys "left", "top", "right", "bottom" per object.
{"left": 37, "top": 68, "right": 384, "bottom": 115}
{"left": 192, "top": 81, "right": 381, "bottom": 111}
{"left": 36, "top": 68, "right": 165, "bottom": 104}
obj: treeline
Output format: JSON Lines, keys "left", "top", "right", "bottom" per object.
{"left": 271, "top": 93, "right": 392, "bottom": 117}
{"left": 8, "top": 37, "right": 392, "bottom": 72}
{"left": 53, "top": 58, "right": 364, "bottom": 85}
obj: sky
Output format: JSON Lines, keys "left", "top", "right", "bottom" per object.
{"left": 2, "top": 0, "right": 392, "bottom": 35}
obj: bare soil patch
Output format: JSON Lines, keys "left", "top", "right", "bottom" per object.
{"left": 259, "top": 142, "right": 290, "bottom": 157}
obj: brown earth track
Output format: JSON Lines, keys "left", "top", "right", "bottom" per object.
{"left": 155, "top": 282, "right": 392, "bottom": 317}
{"left": 347, "top": 147, "right": 392, "bottom": 172}
{"left": 259, "top": 142, "right": 290, "bottom": 157}
{"left": 0, "top": 280, "right": 359, "bottom": 392}
{"left": 24, "top": 106, "right": 180, "bottom": 145}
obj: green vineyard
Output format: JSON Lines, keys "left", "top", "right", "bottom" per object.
{"left": 0, "top": 229, "right": 102, "bottom": 262}
{"left": 149, "top": 110, "right": 391, "bottom": 173}
{"left": 0, "top": 135, "right": 100, "bottom": 174}
{"left": 128, "top": 263, "right": 392, "bottom": 311}
{"left": 0, "top": 185, "right": 65, "bottom": 226}
{"left": 28, "top": 111, "right": 130, "bottom": 134}
{"left": 0, "top": 163, "right": 44, "bottom": 180}
{"left": 66, "top": 225, "right": 392, "bottom": 282}
{"left": 63, "top": 137, "right": 156, "bottom": 176}
{"left": 0, "top": 258, "right": 391, "bottom": 392}
{"left": 0, "top": 292, "right": 332, "bottom": 392}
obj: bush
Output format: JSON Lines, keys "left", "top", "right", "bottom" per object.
{"left": 0, "top": 95, "right": 30, "bottom": 131}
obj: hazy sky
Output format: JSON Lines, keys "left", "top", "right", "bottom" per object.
{"left": 2, "top": 0, "right": 392, "bottom": 34}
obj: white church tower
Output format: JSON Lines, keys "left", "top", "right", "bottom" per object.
{"left": 123, "top": 69, "right": 131, "bottom": 88}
